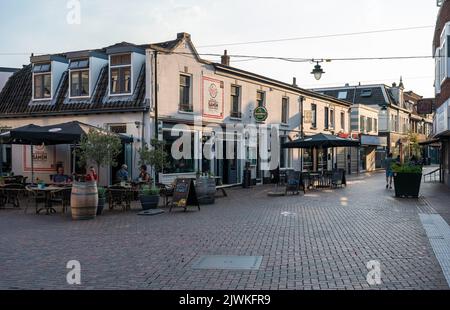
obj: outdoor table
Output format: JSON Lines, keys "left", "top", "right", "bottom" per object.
{"left": 28, "top": 186, "right": 64, "bottom": 215}
{"left": 108, "top": 186, "right": 134, "bottom": 211}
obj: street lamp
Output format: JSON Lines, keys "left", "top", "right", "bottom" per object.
{"left": 311, "top": 61, "right": 325, "bottom": 80}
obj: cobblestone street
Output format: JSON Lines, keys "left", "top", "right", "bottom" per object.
{"left": 0, "top": 171, "right": 449, "bottom": 290}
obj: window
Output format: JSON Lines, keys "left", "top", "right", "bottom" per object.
{"left": 179, "top": 74, "right": 192, "bottom": 112}
{"left": 230, "top": 85, "right": 241, "bottom": 118}
{"left": 340, "top": 112, "right": 345, "bottom": 130}
{"left": 324, "top": 107, "right": 329, "bottom": 129}
{"left": 360, "top": 116, "right": 366, "bottom": 132}
{"left": 33, "top": 63, "right": 51, "bottom": 100}
{"left": 361, "top": 89, "right": 372, "bottom": 97}
{"left": 367, "top": 117, "right": 373, "bottom": 132}
{"left": 330, "top": 109, "right": 335, "bottom": 129}
{"left": 70, "top": 69, "right": 89, "bottom": 97}
{"left": 110, "top": 54, "right": 132, "bottom": 95}
{"left": 69, "top": 59, "right": 89, "bottom": 70}
{"left": 337, "top": 91, "right": 347, "bottom": 99}
{"left": 374, "top": 119, "right": 378, "bottom": 132}
{"left": 163, "top": 129, "right": 195, "bottom": 174}
{"left": 256, "top": 91, "right": 265, "bottom": 107}
{"left": 281, "top": 97, "right": 289, "bottom": 124}
{"left": 311, "top": 104, "right": 317, "bottom": 128}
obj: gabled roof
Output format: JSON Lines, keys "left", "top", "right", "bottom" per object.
{"left": 0, "top": 63, "right": 146, "bottom": 118}
{"left": 311, "top": 84, "right": 390, "bottom": 107}
{"left": 213, "top": 63, "right": 351, "bottom": 107}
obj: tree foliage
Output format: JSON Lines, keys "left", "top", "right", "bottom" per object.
{"left": 138, "top": 139, "right": 169, "bottom": 175}
{"left": 77, "top": 129, "right": 122, "bottom": 171}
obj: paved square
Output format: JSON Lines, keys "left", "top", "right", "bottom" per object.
{"left": 0, "top": 172, "right": 449, "bottom": 290}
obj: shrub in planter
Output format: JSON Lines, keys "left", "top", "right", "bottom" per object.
{"left": 97, "top": 187, "right": 107, "bottom": 216}
{"left": 392, "top": 163, "right": 423, "bottom": 198}
{"left": 139, "top": 185, "right": 160, "bottom": 210}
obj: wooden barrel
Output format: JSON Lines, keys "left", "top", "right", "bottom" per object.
{"left": 71, "top": 181, "right": 98, "bottom": 220}
{"left": 196, "top": 177, "right": 216, "bottom": 205}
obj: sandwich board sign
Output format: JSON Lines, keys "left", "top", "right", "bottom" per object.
{"left": 170, "top": 178, "right": 200, "bottom": 212}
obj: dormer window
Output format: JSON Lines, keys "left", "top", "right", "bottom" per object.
{"left": 33, "top": 63, "right": 52, "bottom": 100}
{"left": 69, "top": 59, "right": 89, "bottom": 98}
{"left": 110, "top": 54, "right": 131, "bottom": 95}
{"left": 361, "top": 89, "right": 372, "bottom": 97}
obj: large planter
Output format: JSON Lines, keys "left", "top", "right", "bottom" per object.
{"left": 140, "top": 194, "right": 160, "bottom": 210}
{"left": 393, "top": 172, "right": 422, "bottom": 198}
{"left": 96, "top": 196, "right": 106, "bottom": 216}
{"left": 196, "top": 176, "right": 216, "bottom": 205}
{"left": 71, "top": 181, "right": 98, "bottom": 220}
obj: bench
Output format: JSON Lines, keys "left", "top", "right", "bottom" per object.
{"left": 216, "top": 184, "right": 235, "bottom": 197}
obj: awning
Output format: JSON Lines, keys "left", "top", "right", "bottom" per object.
{"left": 419, "top": 138, "right": 441, "bottom": 146}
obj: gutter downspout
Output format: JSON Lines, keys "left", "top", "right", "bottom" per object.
{"left": 154, "top": 51, "right": 159, "bottom": 140}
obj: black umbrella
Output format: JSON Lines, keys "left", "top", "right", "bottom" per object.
{"left": 6, "top": 121, "right": 134, "bottom": 145}
{"left": 282, "top": 133, "right": 360, "bottom": 149}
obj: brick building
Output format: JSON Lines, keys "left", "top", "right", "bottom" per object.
{"left": 433, "top": 0, "right": 450, "bottom": 186}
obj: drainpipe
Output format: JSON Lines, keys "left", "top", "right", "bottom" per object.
{"left": 154, "top": 51, "right": 159, "bottom": 140}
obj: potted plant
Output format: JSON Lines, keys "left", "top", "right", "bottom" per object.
{"left": 137, "top": 139, "right": 169, "bottom": 185}
{"left": 139, "top": 185, "right": 160, "bottom": 210}
{"left": 392, "top": 163, "right": 423, "bottom": 198}
{"left": 97, "top": 187, "right": 107, "bottom": 215}
{"left": 73, "top": 129, "right": 122, "bottom": 220}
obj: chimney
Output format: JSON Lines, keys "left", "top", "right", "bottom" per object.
{"left": 292, "top": 77, "right": 298, "bottom": 87}
{"left": 177, "top": 32, "right": 191, "bottom": 40}
{"left": 221, "top": 50, "right": 230, "bottom": 66}
{"left": 345, "top": 83, "right": 350, "bottom": 87}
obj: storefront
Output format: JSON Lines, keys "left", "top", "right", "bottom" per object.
{"left": 360, "top": 135, "right": 387, "bottom": 171}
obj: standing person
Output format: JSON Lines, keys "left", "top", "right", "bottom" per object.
{"left": 116, "top": 164, "right": 129, "bottom": 183}
{"left": 384, "top": 153, "right": 394, "bottom": 189}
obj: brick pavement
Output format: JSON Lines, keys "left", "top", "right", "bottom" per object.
{"left": 0, "top": 172, "right": 448, "bottom": 290}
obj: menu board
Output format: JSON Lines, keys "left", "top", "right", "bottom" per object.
{"left": 170, "top": 178, "right": 200, "bottom": 212}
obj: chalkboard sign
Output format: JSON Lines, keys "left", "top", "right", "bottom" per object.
{"left": 170, "top": 178, "right": 200, "bottom": 212}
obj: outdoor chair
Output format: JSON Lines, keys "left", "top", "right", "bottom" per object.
{"left": 1, "top": 183, "right": 24, "bottom": 209}
{"left": 24, "top": 186, "right": 46, "bottom": 214}
{"left": 108, "top": 186, "right": 131, "bottom": 211}
{"left": 48, "top": 187, "right": 72, "bottom": 213}
{"left": 285, "top": 171, "right": 304, "bottom": 195}
{"left": 331, "top": 169, "right": 345, "bottom": 188}
{"left": 157, "top": 183, "right": 174, "bottom": 207}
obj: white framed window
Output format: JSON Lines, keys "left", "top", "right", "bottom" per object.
{"left": 230, "top": 85, "right": 241, "bottom": 118}
{"left": 340, "top": 112, "right": 345, "bottom": 131}
{"left": 69, "top": 58, "right": 89, "bottom": 98}
{"left": 281, "top": 97, "right": 289, "bottom": 124}
{"left": 329, "top": 108, "right": 335, "bottom": 129}
{"left": 337, "top": 91, "right": 347, "bottom": 99}
{"left": 179, "top": 74, "right": 192, "bottom": 112}
{"left": 256, "top": 90, "right": 265, "bottom": 107}
{"left": 109, "top": 53, "right": 132, "bottom": 96}
{"left": 32, "top": 63, "right": 52, "bottom": 100}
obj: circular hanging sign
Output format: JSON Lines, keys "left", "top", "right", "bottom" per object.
{"left": 253, "top": 106, "right": 268, "bottom": 122}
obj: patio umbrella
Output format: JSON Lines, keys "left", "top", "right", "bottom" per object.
{"left": 282, "top": 133, "right": 360, "bottom": 149}
{"left": 5, "top": 121, "right": 134, "bottom": 182}
{"left": 7, "top": 121, "right": 134, "bottom": 145}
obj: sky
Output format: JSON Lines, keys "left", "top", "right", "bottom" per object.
{"left": 0, "top": 0, "right": 441, "bottom": 97}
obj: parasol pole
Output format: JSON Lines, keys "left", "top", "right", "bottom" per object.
{"left": 30, "top": 144, "right": 34, "bottom": 183}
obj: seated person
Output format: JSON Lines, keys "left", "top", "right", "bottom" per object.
{"left": 116, "top": 164, "right": 129, "bottom": 183}
{"left": 52, "top": 167, "right": 70, "bottom": 184}
{"left": 85, "top": 166, "right": 98, "bottom": 182}
{"left": 138, "top": 165, "right": 151, "bottom": 183}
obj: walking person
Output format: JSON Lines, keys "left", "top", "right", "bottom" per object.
{"left": 384, "top": 153, "right": 394, "bottom": 189}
